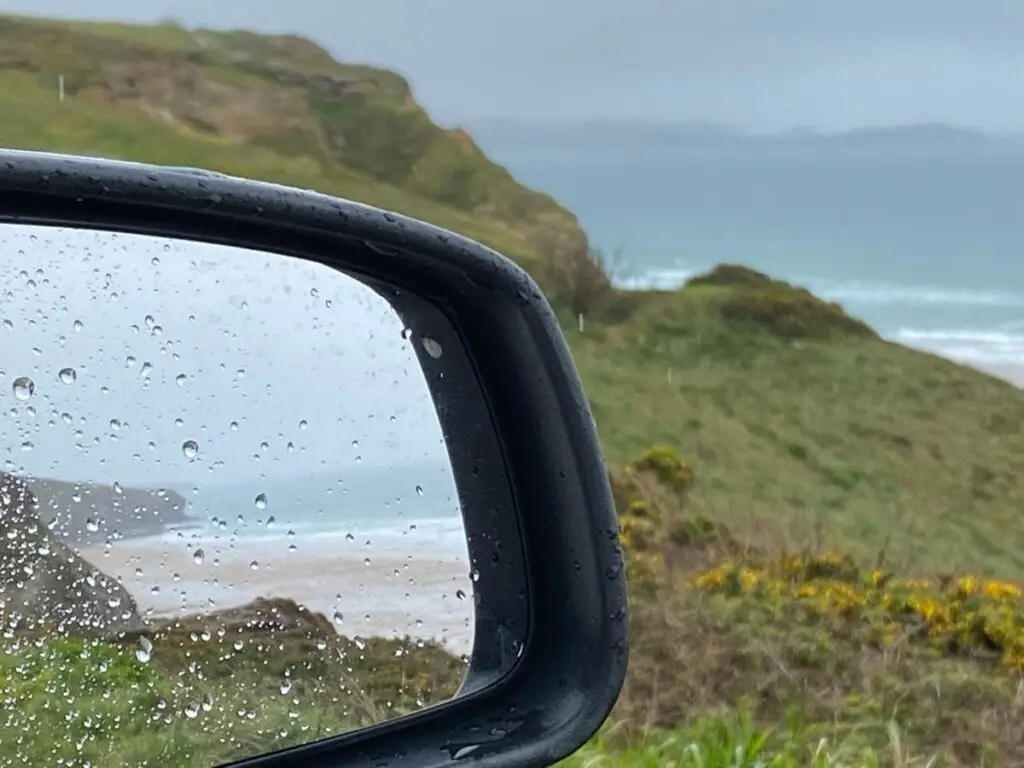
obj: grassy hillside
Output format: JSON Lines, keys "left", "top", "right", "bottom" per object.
{"left": 4, "top": 13, "right": 1024, "bottom": 766}
{"left": 0, "top": 13, "right": 586, "bottom": 275}
{"left": 571, "top": 266, "right": 1024, "bottom": 578}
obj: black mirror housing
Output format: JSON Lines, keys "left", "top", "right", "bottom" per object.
{"left": 0, "top": 150, "right": 628, "bottom": 768}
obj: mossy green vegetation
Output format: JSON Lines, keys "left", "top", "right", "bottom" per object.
{"left": 0, "top": 599, "right": 463, "bottom": 766}
{"left": 4, "top": 13, "right": 1024, "bottom": 766}
{"left": 585, "top": 445, "right": 1024, "bottom": 766}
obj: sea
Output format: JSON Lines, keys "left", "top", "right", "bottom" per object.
{"left": 144, "top": 467, "right": 469, "bottom": 558}
{"left": 483, "top": 141, "right": 1024, "bottom": 369}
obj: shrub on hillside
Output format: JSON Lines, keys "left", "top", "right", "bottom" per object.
{"left": 684, "top": 263, "right": 779, "bottom": 289}
{"left": 543, "top": 243, "right": 614, "bottom": 316}
{"left": 612, "top": 444, "right": 733, "bottom": 591}
{"left": 694, "top": 554, "right": 1024, "bottom": 671}
{"left": 684, "top": 263, "right": 878, "bottom": 340}
{"left": 719, "top": 286, "right": 877, "bottom": 339}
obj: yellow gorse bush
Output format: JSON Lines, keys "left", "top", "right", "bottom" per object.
{"left": 692, "top": 553, "right": 1024, "bottom": 671}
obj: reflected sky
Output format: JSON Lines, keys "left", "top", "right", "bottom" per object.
{"left": 0, "top": 223, "right": 450, "bottom": 488}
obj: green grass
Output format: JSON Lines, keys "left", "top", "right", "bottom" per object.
{"left": 562, "top": 711, "right": 942, "bottom": 767}
{"left": 566, "top": 281, "right": 1024, "bottom": 578}
{"left": 0, "top": 608, "right": 464, "bottom": 766}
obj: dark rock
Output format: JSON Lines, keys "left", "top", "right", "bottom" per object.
{"left": 0, "top": 474, "right": 144, "bottom": 637}
{"left": 28, "top": 476, "right": 191, "bottom": 545}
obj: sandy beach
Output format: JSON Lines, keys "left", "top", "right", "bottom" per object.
{"left": 79, "top": 532, "right": 476, "bottom": 655}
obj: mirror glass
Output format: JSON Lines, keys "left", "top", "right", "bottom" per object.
{"left": 0, "top": 223, "right": 474, "bottom": 765}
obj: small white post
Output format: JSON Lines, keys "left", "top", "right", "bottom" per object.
{"left": 58, "top": 74, "right": 65, "bottom": 103}
{"left": 667, "top": 368, "right": 673, "bottom": 384}
{"left": 577, "top": 313, "right": 584, "bottom": 333}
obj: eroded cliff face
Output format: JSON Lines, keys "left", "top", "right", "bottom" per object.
{"left": 0, "top": 473, "right": 143, "bottom": 637}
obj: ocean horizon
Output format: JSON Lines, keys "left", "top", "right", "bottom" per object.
{"left": 478, "top": 142, "right": 1024, "bottom": 372}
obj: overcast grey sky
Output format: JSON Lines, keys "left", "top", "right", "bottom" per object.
{"left": 5, "top": 0, "right": 1024, "bottom": 131}
{"left": 0, "top": 223, "right": 448, "bottom": 487}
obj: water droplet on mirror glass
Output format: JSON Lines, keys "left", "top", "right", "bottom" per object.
{"left": 182, "top": 440, "right": 199, "bottom": 459}
{"left": 193, "top": 549, "right": 204, "bottom": 565}
{"left": 254, "top": 493, "right": 267, "bottom": 509}
{"left": 12, "top": 376, "right": 33, "bottom": 400}
{"left": 58, "top": 367, "right": 76, "bottom": 384}
{"left": 136, "top": 636, "right": 153, "bottom": 663}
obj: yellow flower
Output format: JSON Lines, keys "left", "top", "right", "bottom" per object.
{"left": 738, "top": 567, "right": 759, "bottom": 591}
{"left": 954, "top": 575, "right": 980, "bottom": 598}
{"left": 984, "top": 580, "right": 1022, "bottom": 600}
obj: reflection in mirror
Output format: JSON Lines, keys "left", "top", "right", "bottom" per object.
{"left": 0, "top": 224, "right": 474, "bottom": 765}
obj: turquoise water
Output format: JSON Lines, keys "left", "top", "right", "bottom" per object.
{"left": 488, "top": 143, "right": 1024, "bottom": 367}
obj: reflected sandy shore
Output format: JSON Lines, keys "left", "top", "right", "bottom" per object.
{"left": 79, "top": 539, "right": 476, "bottom": 655}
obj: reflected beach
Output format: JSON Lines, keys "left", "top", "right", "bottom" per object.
{"left": 79, "top": 523, "right": 475, "bottom": 656}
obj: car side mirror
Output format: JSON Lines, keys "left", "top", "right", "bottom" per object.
{"left": 0, "top": 149, "right": 627, "bottom": 768}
